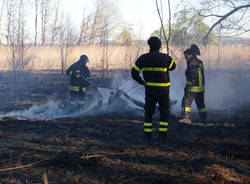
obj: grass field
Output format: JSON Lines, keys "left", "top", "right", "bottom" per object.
{"left": 0, "top": 45, "right": 250, "bottom": 71}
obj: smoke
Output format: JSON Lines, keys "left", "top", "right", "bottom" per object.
{"left": 1, "top": 70, "right": 249, "bottom": 120}
{"left": 0, "top": 76, "right": 144, "bottom": 120}
{"left": 170, "top": 70, "right": 250, "bottom": 118}
{"left": 85, "top": 76, "right": 144, "bottom": 116}
{"left": 0, "top": 100, "right": 90, "bottom": 120}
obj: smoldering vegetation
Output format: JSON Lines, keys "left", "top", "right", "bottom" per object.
{"left": 0, "top": 68, "right": 249, "bottom": 122}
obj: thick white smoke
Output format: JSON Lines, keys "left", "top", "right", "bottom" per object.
{"left": 0, "top": 76, "right": 144, "bottom": 120}
{"left": 1, "top": 70, "right": 249, "bottom": 120}
{"left": 170, "top": 70, "right": 250, "bottom": 119}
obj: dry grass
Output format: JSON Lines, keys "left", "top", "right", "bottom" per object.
{"left": 0, "top": 45, "right": 249, "bottom": 71}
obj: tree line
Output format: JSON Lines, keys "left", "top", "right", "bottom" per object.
{"left": 0, "top": 0, "right": 121, "bottom": 47}
{"left": 0, "top": 0, "right": 249, "bottom": 73}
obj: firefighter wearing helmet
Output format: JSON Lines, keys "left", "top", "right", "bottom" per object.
{"left": 131, "top": 36, "right": 176, "bottom": 140}
{"left": 179, "top": 45, "right": 207, "bottom": 124}
{"left": 66, "top": 54, "right": 91, "bottom": 111}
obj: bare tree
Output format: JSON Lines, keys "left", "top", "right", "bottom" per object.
{"left": 155, "top": 0, "right": 172, "bottom": 54}
{"left": 17, "top": 0, "right": 23, "bottom": 45}
{"left": 89, "top": 0, "right": 121, "bottom": 44}
{"left": 77, "top": 6, "right": 91, "bottom": 45}
{"left": 50, "top": 0, "right": 60, "bottom": 46}
{"left": 41, "top": 0, "right": 51, "bottom": 45}
{"left": 89, "top": 0, "right": 100, "bottom": 44}
{"left": 0, "top": 0, "right": 5, "bottom": 46}
{"left": 34, "top": 0, "right": 39, "bottom": 46}
{"left": 59, "top": 16, "right": 76, "bottom": 74}
{"left": 6, "top": 0, "right": 34, "bottom": 101}
{"left": 6, "top": 0, "right": 15, "bottom": 46}
{"left": 194, "top": 0, "right": 250, "bottom": 44}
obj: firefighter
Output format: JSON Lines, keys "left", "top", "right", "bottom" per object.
{"left": 131, "top": 36, "right": 176, "bottom": 140}
{"left": 179, "top": 46, "right": 207, "bottom": 124}
{"left": 66, "top": 54, "right": 91, "bottom": 111}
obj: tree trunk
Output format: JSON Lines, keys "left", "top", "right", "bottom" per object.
{"left": 34, "top": 0, "right": 38, "bottom": 46}
{"left": 0, "top": 0, "right": 5, "bottom": 47}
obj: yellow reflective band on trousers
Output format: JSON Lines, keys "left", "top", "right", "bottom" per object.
{"left": 69, "top": 85, "right": 79, "bottom": 92}
{"left": 168, "top": 59, "right": 175, "bottom": 69}
{"left": 159, "top": 122, "right": 168, "bottom": 126}
{"left": 133, "top": 65, "right": 141, "bottom": 72}
{"left": 159, "top": 122, "right": 168, "bottom": 132}
{"left": 144, "top": 122, "right": 152, "bottom": 127}
{"left": 144, "top": 122, "right": 152, "bottom": 132}
{"left": 198, "top": 108, "right": 206, "bottom": 112}
{"left": 69, "top": 71, "right": 73, "bottom": 76}
{"left": 69, "top": 85, "right": 86, "bottom": 92}
{"left": 142, "top": 67, "right": 168, "bottom": 72}
{"left": 78, "top": 100, "right": 85, "bottom": 104}
{"left": 145, "top": 82, "right": 171, "bottom": 87}
{"left": 159, "top": 128, "right": 168, "bottom": 132}
{"left": 185, "top": 107, "right": 192, "bottom": 112}
{"left": 144, "top": 128, "right": 153, "bottom": 132}
{"left": 76, "top": 74, "right": 81, "bottom": 78}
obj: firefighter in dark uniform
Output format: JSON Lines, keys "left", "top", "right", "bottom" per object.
{"left": 131, "top": 36, "right": 176, "bottom": 139}
{"left": 66, "top": 55, "right": 91, "bottom": 111}
{"left": 179, "top": 45, "right": 207, "bottom": 124}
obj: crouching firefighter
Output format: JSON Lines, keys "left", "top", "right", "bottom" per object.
{"left": 131, "top": 36, "right": 176, "bottom": 140}
{"left": 179, "top": 46, "right": 207, "bottom": 124}
{"left": 66, "top": 54, "right": 91, "bottom": 111}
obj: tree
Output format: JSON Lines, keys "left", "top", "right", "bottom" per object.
{"left": 41, "top": 0, "right": 51, "bottom": 46}
{"left": 6, "top": 0, "right": 15, "bottom": 46}
{"left": 89, "top": 0, "right": 121, "bottom": 44}
{"left": 50, "top": 0, "right": 60, "bottom": 46}
{"left": 59, "top": 16, "right": 76, "bottom": 74}
{"left": 77, "top": 5, "right": 91, "bottom": 45}
{"left": 34, "top": 0, "right": 39, "bottom": 46}
{"left": 114, "top": 27, "right": 133, "bottom": 45}
{"left": 0, "top": 0, "right": 5, "bottom": 46}
{"left": 155, "top": 0, "right": 172, "bottom": 54}
{"left": 187, "top": 16, "right": 219, "bottom": 45}
{"left": 151, "top": 14, "right": 219, "bottom": 46}
{"left": 194, "top": 0, "right": 250, "bottom": 44}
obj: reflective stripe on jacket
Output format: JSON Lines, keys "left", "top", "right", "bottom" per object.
{"left": 185, "top": 57, "right": 205, "bottom": 92}
{"left": 66, "top": 61, "right": 90, "bottom": 92}
{"left": 131, "top": 51, "right": 176, "bottom": 88}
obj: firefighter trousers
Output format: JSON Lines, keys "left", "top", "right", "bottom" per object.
{"left": 144, "top": 92, "right": 169, "bottom": 136}
{"left": 181, "top": 90, "right": 207, "bottom": 120}
{"left": 69, "top": 90, "right": 86, "bottom": 110}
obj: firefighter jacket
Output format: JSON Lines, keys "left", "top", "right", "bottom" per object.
{"left": 66, "top": 61, "right": 90, "bottom": 93}
{"left": 185, "top": 56, "right": 205, "bottom": 92}
{"left": 131, "top": 50, "right": 176, "bottom": 95}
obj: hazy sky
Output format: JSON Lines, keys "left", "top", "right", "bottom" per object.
{"left": 61, "top": 0, "right": 179, "bottom": 39}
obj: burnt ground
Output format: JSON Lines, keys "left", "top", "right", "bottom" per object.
{"left": 0, "top": 70, "right": 249, "bottom": 184}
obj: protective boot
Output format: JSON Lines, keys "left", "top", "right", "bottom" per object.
{"left": 179, "top": 109, "right": 192, "bottom": 124}
{"left": 179, "top": 118, "right": 192, "bottom": 124}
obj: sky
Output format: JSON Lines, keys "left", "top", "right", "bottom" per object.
{"left": 61, "top": 0, "right": 179, "bottom": 39}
